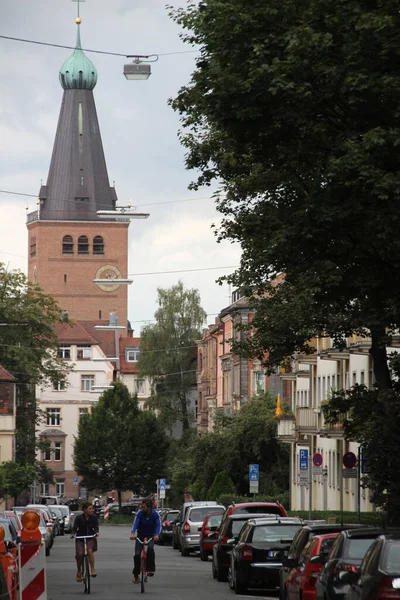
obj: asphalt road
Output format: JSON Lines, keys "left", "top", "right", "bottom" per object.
{"left": 47, "top": 525, "right": 278, "bottom": 600}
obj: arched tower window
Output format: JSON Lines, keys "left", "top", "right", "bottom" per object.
{"left": 78, "top": 235, "right": 89, "bottom": 255}
{"left": 62, "top": 235, "right": 74, "bottom": 255}
{"left": 93, "top": 236, "right": 104, "bottom": 255}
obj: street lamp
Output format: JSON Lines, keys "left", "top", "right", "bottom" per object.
{"left": 123, "top": 55, "right": 158, "bottom": 80}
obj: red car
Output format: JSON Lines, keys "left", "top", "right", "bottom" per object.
{"left": 199, "top": 512, "right": 224, "bottom": 562}
{"left": 285, "top": 533, "right": 339, "bottom": 600}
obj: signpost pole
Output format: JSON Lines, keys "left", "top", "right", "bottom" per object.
{"left": 340, "top": 441, "right": 344, "bottom": 526}
{"left": 357, "top": 447, "right": 361, "bottom": 523}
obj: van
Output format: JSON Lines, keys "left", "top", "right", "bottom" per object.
{"left": 40, "top": 496, "right": 60, "bottom": 505}
{"left": 172, "top": 501, "right": 220, "bottom": 551}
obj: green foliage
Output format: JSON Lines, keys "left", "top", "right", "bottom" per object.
{"left": 169, "top": 1, "right": 400, "bottom": 389}
{"left": 73, "top": 381, "right": 169, "bottom": 500}
{"left": 0, "top": 461, "right": 35, "bottom": 502}
{"left": 208, "top": 472, "right": 236, "bottom": 500}
{"left": 138, "top": 281, "right": 206, "bottom": 432}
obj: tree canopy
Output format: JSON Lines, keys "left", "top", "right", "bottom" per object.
{"left": 169, "top": 0, "right": 400, "bottom": 389}
{"left": 138, "top": 281, "right": 206, "bottom": 432}
{"left": 73, "top": 381, "right": 169, "bottom": 505}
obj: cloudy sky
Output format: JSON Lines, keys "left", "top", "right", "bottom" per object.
{"left": 0, "top": 0, "right": 241, "bottom": 330}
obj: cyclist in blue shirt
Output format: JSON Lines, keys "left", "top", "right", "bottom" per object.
{"left": 129, "top": 499, "right": 161, "bottom": 584}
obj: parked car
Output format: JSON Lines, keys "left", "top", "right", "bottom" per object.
{"left": 2, "top": 511, "right": 22, "bottom": 540}
{"left": 0, "top": 517, "right": 19, "bottom": 557}
{"left": 26, "top": 504, "right": 56, "bottom": 538}
{"left": 40, "top": 496, "right": 60, "bottom": 505}
{"left": 49, "top": 506, "right": 65, "bottom": 536}
{"left": 199, "top": 512, "right": 224, "bottom": 562}
{"left": 280, "top": 524, "right": 369, "bottom": 600}
{"left": 36, "top": 511, "right": 52, "bottom": 557}
{"left": 50, "top": 504, "right": 71, "bottom": 533}
{"left": 219, "top": 501, "right": 287, "bottom": 542}
{"left": 316, "top": 529, "right": 385, "bottom": 600}
{"left": 212, "top": 513, "right": 276, "bottom": 582}
{"left": 180, "top": 503, "right": 225, "bottom": 556}
{"left": 228, "top": 516, "right": 304, "bottom": 595}
{"left": 342, "top": 531, "right": 400, "bottom": 600}
{"left": 159, "top": 510, "right": 179, "bottom": 546}
{"left": 285, "top": 533, "right": 339, "bottom": 600}
{"left": 173, "top": 501, "right": 220, "bottom": 551}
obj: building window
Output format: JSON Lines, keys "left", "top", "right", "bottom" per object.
{"left": 78, "top": 235, "right": 89, "bottom": 255}
{"left": 46, "top": 408, "right": 61, "bottom": 426}
{"left": 126, "top": 348, "right": 140, "bottom": 362}
{"left": 52, "top": 380, "right": 66, "bottom": 391}
{"left": 55, "top": 479, "right": 65, "bottom": 497}
{"left": 352, "top": 371, "right": 357, "bottom": 386}
{"left": 57, "top": 346, "right": 71, "bottom": 360}
{"left": 253, "top": 370, "right": 265, "bottom": 393}
{"left": 54, "top": 442, "right": 62, "bottom": 461}
{"left": 30, "top": 242, "right": 36, "bottom": 256}
{"left": 136, "top": 379, "right": 145, "bottom": 395}
{"left": 93, "top": 236, "right": 104, "bottom": 255}
{"left": 41, "top": 484, "right": 50, "bottom": 496}
{"left": 360, "top": 370, "right": 365, "bottom": 385}
{"left": 81, "top": 375, "right": 95, "bottom": 392}
{"left": 44, "top": 446, "right": 51, "bottom": 461}
{"left": 79, "top": 408, "right": 89, "bottom": 419}
{"left": 77, "top": 345, "right": 91, "bottom": 360}
{"left": 62, "top": 235, "right": 74, "bottom": 255}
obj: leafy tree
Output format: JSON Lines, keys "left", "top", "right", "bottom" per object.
{"left": 139, "top": 281, "right": 206, "bottom": 432}
{"left": 73, "top": 381, "right": 169, "bottom": 508}
{"left": 0, "top": 461, "right": 35, "bottom": 505}
{"left": 170, "top": 0, "right": 400, "bottom": 519}
{"left": 208, "top": 471, "right": 236, "bottom": 500}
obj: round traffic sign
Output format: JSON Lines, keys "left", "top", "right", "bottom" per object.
{"left": 313, "top": 453, "right": 323, "bottom": 467}
{"left": 342, "top": 451, "right": 357, "bottom": 469}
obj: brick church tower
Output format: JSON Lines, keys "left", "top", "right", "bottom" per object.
{"left": 27, "top": 18, "right": 129, "bottom": 329}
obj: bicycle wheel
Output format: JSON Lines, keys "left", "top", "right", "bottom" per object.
{"left": 84, "top": 555, "right": 91, "bottom": 594}
{"left": 140, "top": 555, "right": 145, "bottom": 593}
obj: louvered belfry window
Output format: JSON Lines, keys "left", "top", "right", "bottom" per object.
{"left": 62, "top": 235, "right": 73, "bottom": 255}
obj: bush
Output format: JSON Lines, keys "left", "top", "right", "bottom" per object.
{"left": 208, "top": 472, "right": 236, "bottom": 500}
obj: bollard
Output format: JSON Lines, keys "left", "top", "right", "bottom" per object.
{"left": 19, "top": 510, "right": 47, "bottom": 600}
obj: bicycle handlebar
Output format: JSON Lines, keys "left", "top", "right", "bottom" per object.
{"left": 135, "top": 537, "right": 153, "bottom": 544}
{"left": 74, "top": 534, "right": 98, "bottom": 539}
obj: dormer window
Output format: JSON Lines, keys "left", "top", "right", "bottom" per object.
{"left": 126, "top": 348, "right": 140, "bottom": 362}
{"left": 77, "top": 345, "right": 91, "bottom": 360}
{"left": 62, "top": 235, "right": 74, "bottom": 255}
{"left": 78, "top": 235, "right": 89, "bottom": 255}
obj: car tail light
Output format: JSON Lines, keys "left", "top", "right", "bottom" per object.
{"left": 376, "top": 577, "right": 400, "bottom": 600}
{"left": 164, "top": 522, "right": 170, "bottom": 527}
{"left": 333, "top": 564, "right": 359, "bottom": 575}
{"left": 183, "top": 522, "right": 190, "bottom": 534}
{"left": 241, "top": 545, "right": 253, "bottom": 561}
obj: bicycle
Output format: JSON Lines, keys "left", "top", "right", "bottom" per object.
{"left": 75, "top": 534, "right": 97, "bottom": 594}
{"left": 135, "top": 537, "right": 153, "bottom": 594}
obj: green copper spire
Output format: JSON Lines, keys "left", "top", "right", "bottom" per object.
{"left": 59, "top": 21, "right": 97, "bottom": 90}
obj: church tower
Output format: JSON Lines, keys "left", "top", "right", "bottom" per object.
{"left": 27, "top": 15, "right": 129, "bottom": 328}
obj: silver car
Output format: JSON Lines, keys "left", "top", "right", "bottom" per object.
{"left": 50, "top": 505, "right": 71, "bottom": 533}
{"left": 180, "top": 503, "right": 225, "bottom": 556}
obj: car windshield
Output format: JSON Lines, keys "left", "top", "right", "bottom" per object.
{"left": 56, "top": 506, "right": 69, "bottom": 517}
{"left": 165, "top": 512, "right": 178, "bottom": 522}
{"left": 252, "top": 524, "right": 302, "bottom": 543}
{"left": 50, "top": 508, "right": 62, "bottom": 518}
{"left": 382, "top": 542, "right": 400, "bottom": 575}
{"left": 189, "top": 507, "right": 224, "bottom": 522}
{"left": 229, "top": 520, "right": 250, "bottom": 537}
{"left": 208, "top": 514, "right": 222, "bottom": 528}
{"left": 344, "top": 538, "right": 376, "bottom": 560}
{"left": 7, "top": 516, "right": 19, "bottom": 531}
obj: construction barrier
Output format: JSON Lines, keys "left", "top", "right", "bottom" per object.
{"left": 18, "top": 511, "right": 47, "bottom": 600}
{"left": 0, "top": 527, "right": 15, "bottom": 600}
{"left": 103, "top": 504, "right": 110, "bottom": 521}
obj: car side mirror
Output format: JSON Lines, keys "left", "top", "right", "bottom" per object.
{"left": 207, "top": 532, "right": 218, "bottom": 539}
{"left": 310, "top": 555, "right": 325, "bottom": 565}
{"left": 339, "top": 570, "right": 358, "bottom": 584}
{"left": 226, "top": 538, "right": 235, "bottom": 545}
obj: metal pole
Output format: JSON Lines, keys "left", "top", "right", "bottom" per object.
{"left": 357, "top": 447, "right": 361, "bottom": 523}
{"left": 340, "top": 440, "right": 344, "bottom": 525}
{"left": 308, "top": 438, "right": 312, "bottom": 521}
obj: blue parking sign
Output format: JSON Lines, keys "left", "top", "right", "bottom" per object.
{"left": 299, "top": 449, "right": 309, "bottom": 471}
{"left": 249, "top": 464, "right": 259, "bottom": 482}
{"left": 159, "top": 478, "right": 166, "bottom": 490}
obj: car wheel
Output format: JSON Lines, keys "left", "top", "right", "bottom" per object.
{"left": 181, "top": 546, "right": 190, "bottom": 557}
{"left": 173, "top": 536, "right": 179, "bottom": 549}
{"left": 212, "top": 560, "right": 218, "bottom": 579}
{"left": 234, "top": 571, "right": 247, "bottom": 595}
{"left": 228, "top": 566, "right": 235, "bottom": 590}
{"left": 45, "top": 547, "right": 50, "bottom": 557}
{"left": 200, "top": 549, "right": 208, "bottom": 562}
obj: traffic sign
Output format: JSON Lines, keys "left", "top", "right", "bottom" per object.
{"left": 342, "top": 468, "right": 357, "bottom": 479}
{"left": 159, "top": 478, "right": 166, "bottom": 490}
{"left": 249, "top": 464, "right": 259, "bottom": 482}
{"left": 299, "top": 449, "right": 309, "bottom": 471}
{"left": 342, "top": 452, "right": 357, "bottom": 469}
{"left": 313, "top": 453, "right": 323, "bottom": 467}
{"left": 73, "top": 477, "right": 78, "bottom": 485}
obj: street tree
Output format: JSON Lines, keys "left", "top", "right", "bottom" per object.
{"left": 0, "top": 462, "right": 35, "bottom": 505}
{"left": 138, "top": 281, "right": 206, "bottom": 432}
{"left": 170, "top": 1, "right": 400, "bottom": 519}
{"left": 73, "top": 381, "right": 169, "bottom": 507}
{"left": 0, "top": 263, "right": 70, "bottom": 464}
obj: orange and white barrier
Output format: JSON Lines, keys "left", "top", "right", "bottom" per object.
{"left": 104, "top": 504, "right": 110, "bottom": 521}
{"left": 18, "top": 511, "right": 47, "bottom": 600}
{"left": 0, "top": 527, "right": 17, "bottom": 600}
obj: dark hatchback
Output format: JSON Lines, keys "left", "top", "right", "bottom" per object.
{"left": 159, "top": 510, "right": 179, "bottom": 545}
{"left": 343, "top": 532, "right": 400, "bottom": 600}
{"left": 229, "top": 517, "right": 304, "bottom": 595}
{"left": 212, "top": 513, "right": 275, "bottom": 582}
{"left": 280, "top": 524, "right": 369, "bottom": 600}
{"left": 315, "top": 528, "right": 384, "bottom": 600}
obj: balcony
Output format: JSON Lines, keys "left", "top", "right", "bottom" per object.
{"left": 276, "top": 416, "right": 296, "bottom": 441}
{"left": 296, "top": 407, "right": 318, "bottom": 431}
{"left": 318, "top": 410, "right": 346, "bottom": 437}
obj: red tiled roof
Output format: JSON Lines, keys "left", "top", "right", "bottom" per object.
{"left": 120, "top": 337, "right": 141, "bottom": 374}
{"left": 78, "top": 321, "right": 119, "bottom": 359}
{"left": 0, "top": 366, "right": 16, "bottom": 381}
{"left": 53, "top": 321, "right": 98, "bottom": 345}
